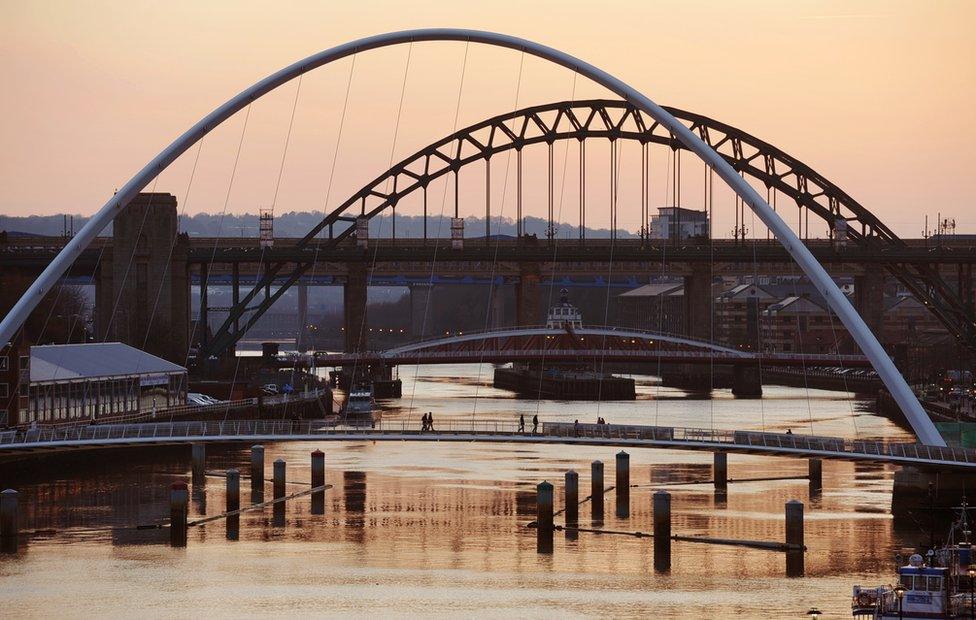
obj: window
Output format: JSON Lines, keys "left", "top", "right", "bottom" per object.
{"left": 18, "top": 356, "right": 28, "bottom": 370}
{"left": 0, "top": 356, "right": 7, "bottom": 371}
{"left": 0, "top": 383, "right": 7, "bottom": 399}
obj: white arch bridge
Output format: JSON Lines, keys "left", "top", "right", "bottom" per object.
{"left": 306, "top": 325, "right": 872, "bottom": 368}
{"left": 0, "top": 28, "right": 944, "bottom": 446}
{"left": 0, "top": 419, "right": 972, "bottom": 471}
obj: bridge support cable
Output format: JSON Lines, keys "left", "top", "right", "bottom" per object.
{"left": 0, "top": 29, "right": 944, "bottom": 445}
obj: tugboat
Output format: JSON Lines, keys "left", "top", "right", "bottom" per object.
{"left": 852, "top": 501, "right": 976, "bottom": 618}
{"left": 341, "top": 384, "right": 376, "bottom": 419}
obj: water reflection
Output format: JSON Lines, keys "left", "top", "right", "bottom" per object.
{"left": 0, "top": 364, "right": 925, "bottom": 617}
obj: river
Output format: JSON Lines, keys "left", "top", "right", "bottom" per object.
{"left": 1, "top": 363, "right": 921, "bottom": 617}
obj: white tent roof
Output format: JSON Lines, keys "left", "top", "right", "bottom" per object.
{"left": 30, "top": 342, "right": 186, "bottom": 383}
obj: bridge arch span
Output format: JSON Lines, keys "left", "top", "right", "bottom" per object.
{"left": 382, "top": 326, "right": 750, "bottom": 359}
{"left": 0, "top": 28, "right": 943, "bottom": 445}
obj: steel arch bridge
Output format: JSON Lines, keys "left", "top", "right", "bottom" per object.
{"left": 0, "top": 29, "right": 942, "bottom": 445}
{"left": 201, "top": 99, "right": 973, "bottom": 362}
{"left": 307, "top": 325, "right": 871, "bottom": 368}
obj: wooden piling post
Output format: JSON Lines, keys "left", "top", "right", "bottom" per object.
{"left": 591, "top": 460, "right": 604, "bottom": 522}
{"left": 616, "top": 451, "right": 630, "bottom": 518}
{"left": 785, "top": 499, "right": 804, "bottom": 577}
{"left": 653, "top": 490, "right": 671, "bottom": 573}
{"left": 808, "top": 459, "right": 822, "bottom": 491}
{"left": 713, "top": 452, "right": 727, "bottom": 490}
{"left": 0, "top": 489, "right": 18, "bottom": 554}
{"left": 273, "top": 459, "right": 286, "bottom": 500}
{"left": 250, "top": 445, "right": 265, "bottom": 502}
{"left": 565, "top": 470, "right": 579, "bottom": 527}
{"left": 537, "top": 481, "right": 553, "bottom": 554}
{"left": 226, "top": 468, "right": 240, "bottom": 540}
{"left": 170, "top": 482, "right": 188, "bottom": 547}
{"left": 226, "top": 468, "right": 240, "bottom": 512}
{"left": 311, "top": 450, "right": 325, "bottom": 515}
{"left": 191, "top": 443, "right": 206, "bottom": 485}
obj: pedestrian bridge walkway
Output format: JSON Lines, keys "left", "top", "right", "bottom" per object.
{"left": 1, "top": 419, "right": 972, "bottom": 471}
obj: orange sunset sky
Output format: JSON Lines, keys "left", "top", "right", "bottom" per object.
{"left": 1, "top": 0, "right": 973, "bottom": 238}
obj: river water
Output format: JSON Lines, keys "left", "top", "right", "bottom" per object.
{"left": 1, "top": 364, "right": 922, "bottom": 617}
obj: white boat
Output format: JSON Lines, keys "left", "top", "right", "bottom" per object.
{"left": 853, "top": 502, "right": 976, "bottom": 618}
{"left": 342, "top": 385, "right": 375, "bottom": 418}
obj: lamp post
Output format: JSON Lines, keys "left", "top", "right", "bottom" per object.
{"left": 894, "top": 583, "right": 906, "bottom": 620}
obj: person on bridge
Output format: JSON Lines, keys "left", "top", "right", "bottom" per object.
{"left": 532, "top": 414, "right": 538, "bottom": 434}
{"left": 518, "top": 414, "right": 525, "bottom": 433}
{"left": 428, "top": 412, "right": 435, "bottom": 432}
{"left": 574, "top": 419, "right": 580, "bottom": 437}
{"left": 421, "top": 412, "right": 429, "bottom": 432}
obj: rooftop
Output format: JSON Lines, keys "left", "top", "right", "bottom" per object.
{"left": 30, "top": 342, "right": 186, "bottom": 383}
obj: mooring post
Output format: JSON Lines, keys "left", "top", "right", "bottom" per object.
{"left": 653, "top": 490, "right": 671, "bottom": 573}
{"left": 565, "top": 470, "right": 579, "bottom": 527}
{"left": 591, "top": 460, "right": 604, "bottom": 522}
{"left": 226, "top": 468, "right": 240, "bottom": 540}
{"left": 191, "top": 443, "right": 206, "bottom": 486}
{"left": 785, "top": 499, "right": 804, "bottom": 577}
{"left": 311, "top": 450, "right": 326, "bottom": 515}
{"left": 272, "top": 459, "right": 286, "bottom": 526}
{"left": 616, "top": 451, "right": 630, "bottom": 518}
{"left": 808, "top": 459, "right": 823, "bottom": 492}
{"left": 713, "top": 452, "right": 727, "bottom": 490}
{"left": 226, "top": 468, "right": 240, "bottom": 513}
{"left": 536, "top": 480, "right": 554, "bottom": 554}
{"left": 170, "top": 482, "right": 188, "bottom": 547}
{"left": 0, "top": 489, "right": 18, "bottom": 554}
{"left": 250, "top": 445, "right": 265, "bottom": 502}
{"left": 273, "top": 459, "right": 286, "bottom": 500}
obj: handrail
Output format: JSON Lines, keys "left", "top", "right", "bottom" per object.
{"left": 0, "top": 418, "right": 972, "bottom": 466}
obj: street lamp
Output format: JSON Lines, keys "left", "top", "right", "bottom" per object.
{"left": 805, "top": 608, "right": 821, "bottom": 620}
{"left": 893, "top": 584, "right": 907, "bottom": 620}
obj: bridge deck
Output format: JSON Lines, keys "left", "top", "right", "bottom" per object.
{"left": 1, "top": 419, "right": 970, "bottom": 470}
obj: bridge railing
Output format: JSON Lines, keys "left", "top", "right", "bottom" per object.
{"left": 1, "top": 418, "right": 974, "bottom": 465}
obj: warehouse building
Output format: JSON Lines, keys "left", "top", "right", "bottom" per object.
{"left": 12, "top": 342, "right": 187, "bottom": 427}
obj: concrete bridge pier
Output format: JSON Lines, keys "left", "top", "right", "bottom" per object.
{"left": 296, "top": 283, "right": 309, "bottom": 353}
{"left": 732, "top": 363, "right": 763, "bottom": 397}
{"left": 95, "top": 192, "right": 190, "bottom": 363}
{"left": 854, "top": 272, "right": 885, "bottom": 346}
{"left": 410, "top": 283, "right": 433, "bottom": 338}
{"left": 891, "top": 467, "right": 976, "bottom": 517}
{"left": 516, "top": 263, "right": 541, "bottom": 326}
{"left": 344, "top": 265, "right": 369, "bottom": 353}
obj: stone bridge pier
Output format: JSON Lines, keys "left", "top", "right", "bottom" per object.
{"left": 344, "top": 264, "right": 369, "bottom": 353}
{"left": 95, "top": 192, "right": 189, "bottom": 363}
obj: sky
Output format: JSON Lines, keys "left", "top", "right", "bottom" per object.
{"left": 1, "top": 0, "right": 974, "bottom": 238}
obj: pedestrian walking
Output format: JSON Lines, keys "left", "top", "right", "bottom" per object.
{"left": 574, "top": 419, "right": 580, "bottom": 437}
{"left": 518, "top": 414, "right": 525, "bottom": 433}
{"left": 532, "top": 414, "right": 538, "bottom": 434}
